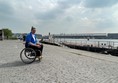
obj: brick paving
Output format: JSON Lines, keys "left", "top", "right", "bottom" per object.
{"left": 0, "top": 40, "right": 118, "bottom": 83}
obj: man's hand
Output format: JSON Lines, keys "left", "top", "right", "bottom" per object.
{"left": 29, "top": 42, "right": 41, "bottom": 48}
{"left": 36, "top": 44, "right": 41, "bottom": 48}
{"left": 36, "top": 43, "right": 41, "bottom": 45}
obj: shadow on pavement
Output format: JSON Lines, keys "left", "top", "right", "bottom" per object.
{"left": 0, "top": 59, "right": 42, "bottom": 68}
{"left": 0, "top": 61, "right": 27, "bottom": 68}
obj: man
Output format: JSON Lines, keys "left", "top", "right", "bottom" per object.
{"left": 26, "top": 26, "right": 43, "bottom": 59}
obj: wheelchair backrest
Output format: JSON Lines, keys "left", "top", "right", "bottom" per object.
{"left": 25, "top": 42, "right": 29, "bottom": 48}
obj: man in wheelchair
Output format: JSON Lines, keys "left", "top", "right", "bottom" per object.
{"left": 25, "top": 26, "right": 43, "bottom": 59}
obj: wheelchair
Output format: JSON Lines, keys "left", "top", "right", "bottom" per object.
{"left": 20, "top": 42, "right": 42, "bottom": 64}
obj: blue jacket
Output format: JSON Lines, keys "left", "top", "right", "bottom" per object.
{"left": 25, "top": 32, "right": 37, "bottom": 47}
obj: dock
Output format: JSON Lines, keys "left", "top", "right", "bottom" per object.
{"left": 0, "top": 40, "right": 118, "bottom": 83}
{"left": 62, "top": 42, "right": 118, "bottom": 56}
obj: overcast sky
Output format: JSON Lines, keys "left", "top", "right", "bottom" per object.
{"left": 0, "top": 0, "right": 118, "bottom": 35}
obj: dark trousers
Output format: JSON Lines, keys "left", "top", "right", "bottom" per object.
{"left": 29, "top": 44, "right": 43, "bottom": 56}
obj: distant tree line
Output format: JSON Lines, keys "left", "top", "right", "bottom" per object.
{"left": 2, "top": 28, "right": 16, "bottom": 39}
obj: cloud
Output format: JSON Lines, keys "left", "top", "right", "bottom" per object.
{"left": 84, "top": 0, "right": 118, "bottom": 8}
{"left": 0, "top": 0, "right": 14, "bottom": 20}
{"left": 0, "top": 1, "right": 14, "bottom": 14}
{"left": 0, "top": 0, "right": 118, "bottom": 34}
{"left": 57, "top": 0, "right": 81, "bottom": 9}
{"left": 36, "top": 0, "right": 82, "bottom": 20}
{"left": 36, "top": 7, "right": 64, "bottom": 20}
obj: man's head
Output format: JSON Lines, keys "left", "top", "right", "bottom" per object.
{"left": 31, "top": 26, "right": 36, "bottom": 34}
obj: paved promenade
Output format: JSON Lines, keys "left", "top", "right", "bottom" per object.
{"left": 0, "top": 40, "right": 118, "bottom": 83}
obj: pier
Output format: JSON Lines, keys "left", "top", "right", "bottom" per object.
{"left": 43, "top": 37, "right": 118, "bottom": 56}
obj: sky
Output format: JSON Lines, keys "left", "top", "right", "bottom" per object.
{"left": 0, "top": 0, "right": 118, "bottom": 35}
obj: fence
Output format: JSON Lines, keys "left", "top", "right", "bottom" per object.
{"left": 44, "top": 38, "right": 118, "bottom": 49}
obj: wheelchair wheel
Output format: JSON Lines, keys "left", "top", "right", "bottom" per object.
{"left": 20, "top": 48, "right": 36, "bottom": 64}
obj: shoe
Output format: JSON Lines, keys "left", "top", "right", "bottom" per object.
{"left": 38, "top": 56, "right": 43, "bottom": 61}
{"left": 39, "top": 55, "right": 43, "bottom": 59}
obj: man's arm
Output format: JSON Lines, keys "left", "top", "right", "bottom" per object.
{"left": 29, "top": 42, "right": 39, "bottom": 47}
{"left": 35, "top": 36, "right": 41, "bottom": 46}
{"left": 26, "top": 34, "right": 38, "bottom": 47}
{"left": 27, "top": 35, "right": 40, "bottom": 48}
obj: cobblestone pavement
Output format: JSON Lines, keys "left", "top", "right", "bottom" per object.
{"left": 0, "top": 40, "right": 118, "bottom": 83}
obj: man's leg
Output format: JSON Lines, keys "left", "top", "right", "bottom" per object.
{"left": 39, "top": 44, "right": 43, "bottom": 53}
{"left": 36, "top": 44, "right": 43, "bottom": 59}
{"left": 29, "top": 45, "right": 43, "bottom": 56}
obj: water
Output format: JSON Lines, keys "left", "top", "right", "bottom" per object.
{"left": 54, "top": 38, "right": 118, "bottom": 48}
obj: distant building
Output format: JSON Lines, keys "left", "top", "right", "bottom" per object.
{"left": 43, "top": 33, "right": 118, "bottom": 39}
{"left": 53, "top": 33, "right": 108, "bottom": 39}
{"left": 35, "top": 34, "right": 42, "bottom": 39}
{"left": 12, "top": 33, "right": 25, "bottom": 40}
{"left": 13, "top": 33, "right": 42, "bottom": 40}
{"left": 0, "top": 29, "right": 4, "bottom": 40}
{"left": 108, "top": 33, "right": 118, "bottom": 39}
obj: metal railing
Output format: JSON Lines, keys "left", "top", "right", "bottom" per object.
{"left": 43, "top": 38, "right": 118, "bottom": 49}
